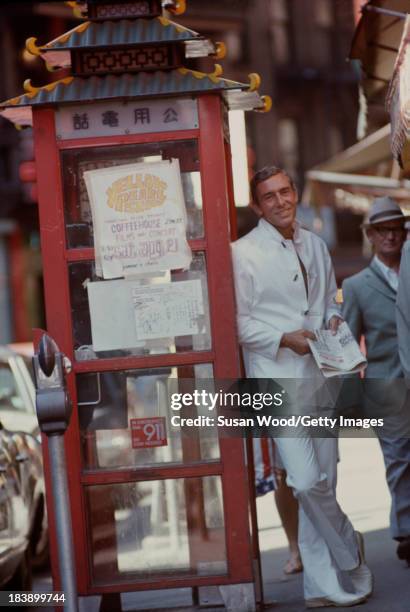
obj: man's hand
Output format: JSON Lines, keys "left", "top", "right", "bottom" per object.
{"left": 280, "top": 329, "right": 316, "bottom": 355}
{"left": 273, "top": 467, "right": 287, "bottom": 486}
{"left": 328, "top": 315, "right": 343, "bottom": 336}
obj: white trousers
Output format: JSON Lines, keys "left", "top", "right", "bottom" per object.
{"left": 274, "top": 437, "right": 359, "bottom": 599}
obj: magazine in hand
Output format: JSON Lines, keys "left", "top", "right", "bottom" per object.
{"left": 307, "top": 321, "right": 367, "bottom": 378}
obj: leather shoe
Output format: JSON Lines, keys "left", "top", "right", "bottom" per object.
{"left": 348, "top": 531, "right": 373, "bottom": 599}
{"left": 397, "top": 536, "right": 410, "bottom": 565}
{"left": 305, "top": 590, "right": 367, "bottom": 608}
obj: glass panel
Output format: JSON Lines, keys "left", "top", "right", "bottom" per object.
{"left": 61, "top": 139, "right": 204, "bottom": 248}
{"left": 69, "top": 252, "right": 211, "bottom": 360}
{"left": 86, "top": 476, "right": 227, "bottom": 584}
{"left": 78, "top": 364, "right": 220, "bottom": 470}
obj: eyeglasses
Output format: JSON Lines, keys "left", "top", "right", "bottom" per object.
{"left": 372, "top": 226, "right": 406, "bottom": 238}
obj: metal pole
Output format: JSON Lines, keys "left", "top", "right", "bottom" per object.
{"left": 48, "top": 434, "right": 79, "bottom": 612}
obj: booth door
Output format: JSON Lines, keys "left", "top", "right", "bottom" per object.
{"left": 33, "top": 98, "right": 254, "bottom": 594}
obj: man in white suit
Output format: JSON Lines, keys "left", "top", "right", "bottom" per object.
{"left": 231, "top": 166, "right": 372, "bottom": 608}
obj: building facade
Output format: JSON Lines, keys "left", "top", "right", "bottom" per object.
{"left": 178, "top": 0, "right": 359, "bottom": 188}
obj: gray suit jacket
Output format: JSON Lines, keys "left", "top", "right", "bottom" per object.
{"left": 342, "top": 259, "right": 402, "bottom": 378}
{"left": 397, "top": 242, "right": 410, "bottom": 380}
{"left": 342, "top": 260, "right": 409, "bottom": 437}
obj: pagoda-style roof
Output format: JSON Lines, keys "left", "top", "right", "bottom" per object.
{"left": 0, "top": 0, "right": 270, "bottom": 126}
{"left": 28, "top": 16, "right": 218, "bottom": 69}
{"left": 1, "top": 68, "right": 269, "bottom": 126}
{"left": 39, "top": 18, "right": 204, "bottom": 51}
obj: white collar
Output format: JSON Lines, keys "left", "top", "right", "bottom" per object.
{"left": 373, "top": 255, "right": 399, "bottom": 291}
{"left": 259, "top": 218, "right": 302, "bottom": 246}
{"left": 373, "top": 255, "right": 399, "bottom": 277}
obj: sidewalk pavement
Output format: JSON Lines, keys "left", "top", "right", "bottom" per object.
{"left": 259, "top": 436, "right": 410, "bottom": 611}
{"left": 262, "top": 527, "right": 410, "bottom": 611}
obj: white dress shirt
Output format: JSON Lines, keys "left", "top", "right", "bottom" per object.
{"left": 373, "top": 255, "right": 399, "bottom": 292}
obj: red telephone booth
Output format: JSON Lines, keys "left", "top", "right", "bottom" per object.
{"left": 1, "top": 1, "right": 271, "bottom": 609}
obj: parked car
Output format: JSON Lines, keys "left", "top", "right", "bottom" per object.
{"left": 0, "top": 344, "right": 38, "bottom": 438}
{"left": 0, "top": 345, "right": 49, "bottom": 581}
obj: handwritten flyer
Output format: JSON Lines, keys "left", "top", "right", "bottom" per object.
{"left": 87, "top": 278, "right": 205, "bottom": 351}
{"left": 83, "top": 159, "right": 192, "bottom": 278}
{"left": 132, "top": 280, "right": 204, "bottom": 340}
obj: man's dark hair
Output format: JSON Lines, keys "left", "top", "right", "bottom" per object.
{"left": 250, "top": 166, "right": 296, "bottom": 204}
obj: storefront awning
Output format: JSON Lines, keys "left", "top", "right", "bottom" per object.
{"left": 350, "top": 0, "right": 407, "bottom": 100}
{"left": 306, "top": 170, "right": 407, "bottom": 189}
{"left": 307, "top": 123, "right": 391, "bottom": 175}
{"left": 304, "top": 123, "right": 410, "bottom": 209}
{"left": 387, "top": 15, "right": 410, "bottom": 165}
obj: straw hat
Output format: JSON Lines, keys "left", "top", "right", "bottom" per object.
{"left": 361, "top": 196, "right": 410, "bottom": 228}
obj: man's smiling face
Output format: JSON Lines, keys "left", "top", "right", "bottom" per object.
{"left": 253, "top": 172, "right": 298, "bottom": 232}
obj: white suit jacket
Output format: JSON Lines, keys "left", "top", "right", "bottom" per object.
{"left": 231, "top": 218, "right": 340, "bottom": 379}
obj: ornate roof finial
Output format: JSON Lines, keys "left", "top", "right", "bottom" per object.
{"left": 248, "top": 73, "right": 261, "bottom": 92}
{"left": 25, "top": 37, "right": 41, "bottom": 57}
{"left": 209, "top": 64, "right": 223, "bottom": 83}
{"left": 259, "top": 95, "right": 273, "bottom": 113}
{"left": 167, "top": 0, "right": 187, "bottom": 15}
{"left": 213, "top": 42, "right": 227, "bottom": 60}
{"left": 65, "top": 1, "right": 84, "bottom": 19}
{"left": 23, "top": 79, "right": 37, "bottom": 93}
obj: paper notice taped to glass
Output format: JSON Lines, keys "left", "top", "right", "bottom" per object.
{"left": 133, "top": 279, "right": 204, "bottom": 340}
{"left": 83, "top": 159, "right": 192, "bottom": 279}
{"left": 87, "top": 278, "right": 205, "bottom": 352}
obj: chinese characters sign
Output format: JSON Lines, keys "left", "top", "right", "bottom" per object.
{"left": 55, "top": 98, "right": 198, "bottom": 139}
{"left": 84, "top": 159, "right": 192, "bottom": 278}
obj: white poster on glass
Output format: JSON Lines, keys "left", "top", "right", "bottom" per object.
{"left": 132, "top": 279, "right": 204, "bottom": 341}
{"left": 87, "top": 278, "right": 204, "bottom": 352}
{"left": 83, "top": 159, "right": 192, "bottom": 279}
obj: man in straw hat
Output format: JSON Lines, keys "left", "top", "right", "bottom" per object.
{"left": 343, "top": 196, "right": 410, "bottom": 564}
